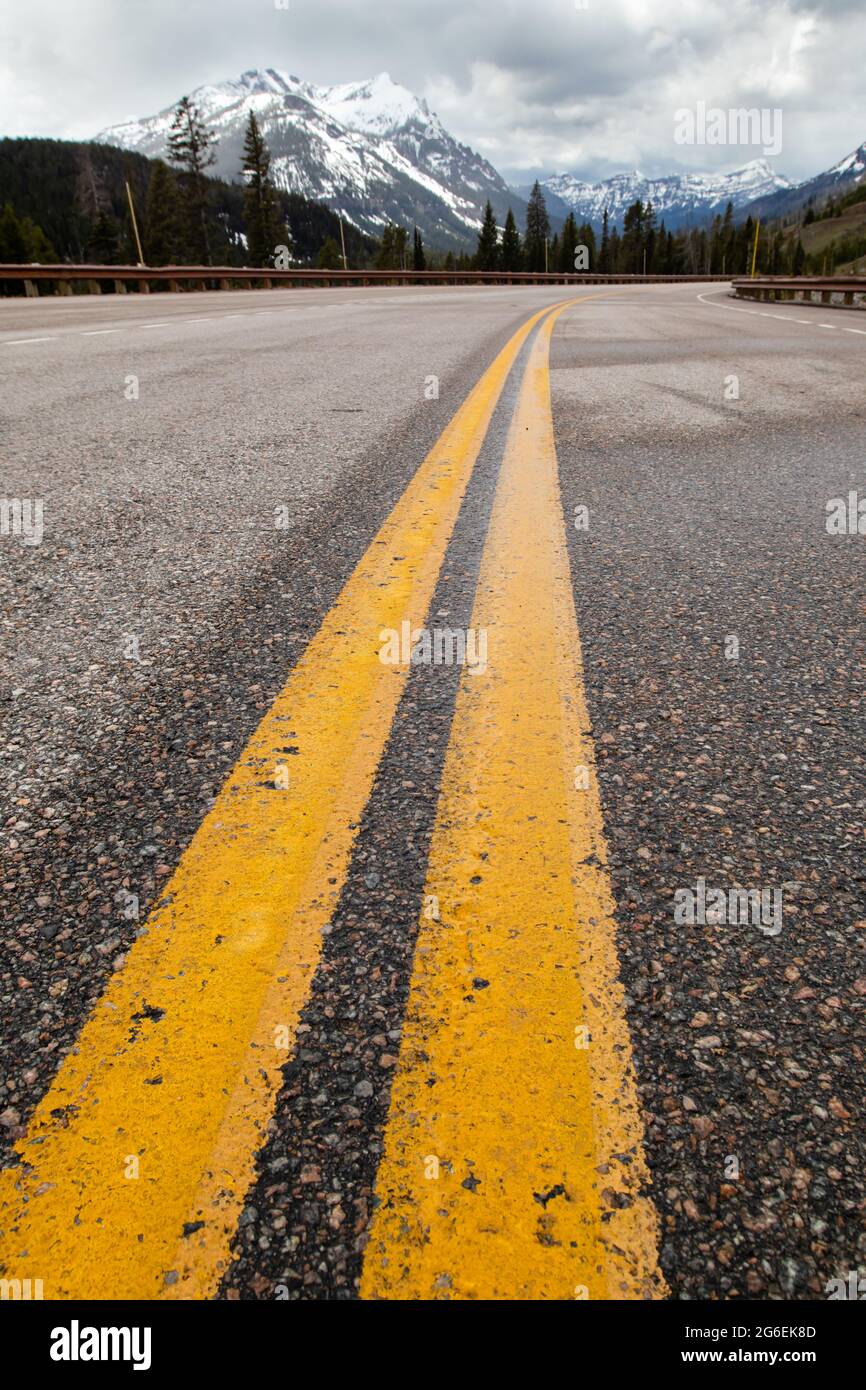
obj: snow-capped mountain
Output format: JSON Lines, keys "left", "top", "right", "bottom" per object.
{"left": 736, "top": 138, "right": 866, "bottom": 223}
{"left": 539, "top": 160, "right": 791, "bottom": 231}
{"left": 96, "top": 69, "right": 866, "bottom": 248}
{"left": 827, "top": 139, "right": 866, "bottom": 186}
{"left": 96, "top": 68, "right": 526, "bottom": 249}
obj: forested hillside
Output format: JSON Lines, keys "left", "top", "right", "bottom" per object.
{"left": 0, "top": 137, "right": 377, "bottom": 266}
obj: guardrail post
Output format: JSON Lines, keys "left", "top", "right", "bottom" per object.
{"left": 114, "top": 280, "right": 128, "bottom": 294}
{"left": 23, "top": 279, "right": 38, "bottom": 298}
{"left": 56, "top": 280, "right": 73, "bottom": 296}
{"left": 138, "top": 280, "right": 150, "bottom": 294}
{"left": 821, "top": 290, "right": 831, "bottom": 304}
{"left": 844, "top": 291, "right": 854, "bottom": 306}
{"left": 85, "top": 279, "right": 102, "bottom": 295}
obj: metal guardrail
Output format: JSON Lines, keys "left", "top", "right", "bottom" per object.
{"left": 732, "top": 275, "right": 866, "bottom": 307}
{"left": 6, "top": 264, "right": 862, "bottom": 305}
{"left": 0, "top": 263, "right": 733, "bottom": 296}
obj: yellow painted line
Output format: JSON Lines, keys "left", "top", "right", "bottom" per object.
{"left": 361, "top": 303, "right": 666, "bottom": 1301}
{"left": 0, "top": 297, "right": 580, "bottom": 1301}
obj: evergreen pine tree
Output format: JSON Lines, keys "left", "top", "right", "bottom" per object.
{"left": 643, "top": 201, "right": 657, "bottom": 273}
{"left": 665, "top": 228, "right": 676, "bottom": 273}
{"left": 317, "top": 236, "right": 343, "bottom": 269}
{"left": 598, "top": 209, "right": 610, "bottom": 273}
{"left": 524, "top": 181, "right": 550, "bottom": 272}
{"left": 241, "top": 111, "right": 283, "bottom": 268}
{"left": 26, "top": 216, "right": 56, "bottom": 262}
{"left": 376, "top": 224, "right": 408, "bottom": 270}
{"left": 621, "top": 199, "right": 646, "bottom": 273}
{"left": 721, "top": 201, "right": 735, "bottom": 274}
{"left": 559, "top": 212, "right": 578, "bottom": 272}
{"left": 144, "top": 160, "right": 182, "bottom": 266}
{"left": 708, "top": 212, "right": 723, "bottom": 274}
{"left": 0, "top": 202, "right": 29, "bottom": 262}
{"left": 694, "top": 228, "right": 710, "bottom": 274}
{"left": 87, "top": 210, "right": 121, "bottom": 264}
{"left": 475, "top": 200, "right": 499, "bottom": 270}
{"left": 167, "top": 96, "right": 216, "bottom": 264}
{"left": 413, "top": 226, "right": 426, "bottom": 270}
{"left": 608, "top": 226, "right": 622, "bottom": 273}
{"left": 791, "top": 237, "right": 806, "bottom": 276}
{"left": 740, "top": 216, "right": 756, "bottom": 275}
{"left": 376, "top": 225, "right": 396, "bottom": 269}
{"left": 500, "top": 208, "right": 521, "bottom": 271}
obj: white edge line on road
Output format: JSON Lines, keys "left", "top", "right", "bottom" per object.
{"left": 697, "top": 289, "right": 864, "bottom": 337}
{"left": 3, "top": 336, "right": 57, "bottom": 345}
{"left": 697, "top": 289, "right": 793, "bottom": 320}
{"left": 82, "top": 329, "right": 120, "bottom": 336}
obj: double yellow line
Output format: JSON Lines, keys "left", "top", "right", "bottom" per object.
{"left": 362, "top": 305, "right": 664, "bottom": 1299}
{"left": 0, "top": 297, "right": 665, "bottom": 1301}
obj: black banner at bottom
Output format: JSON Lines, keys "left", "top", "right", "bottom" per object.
{"left": 1, "top": 1294, "right": 861, "bottom": 1377}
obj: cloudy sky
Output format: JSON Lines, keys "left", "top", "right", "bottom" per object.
{"left": 0, "top": 0, "right": 862, "bottom": 183}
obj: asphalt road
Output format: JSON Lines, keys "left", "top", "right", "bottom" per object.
{"left": 1, "top": 282, "right": 864, "bottom": 1301}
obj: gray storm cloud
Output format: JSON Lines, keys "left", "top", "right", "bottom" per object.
{"left": 0, "top": 0, "right": 862, "bottom": 182}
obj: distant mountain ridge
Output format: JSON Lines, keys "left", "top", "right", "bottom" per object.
{"left": 734, "top": 139, "right": 866, "bottom": 222}
{"left": 97, "top": 68, "right": 527, "bottom": 250}
{"left": 536, "top": 138, "right": 866, "bottom": 231}
{"left": 535, "top": 160, "right": 791, "bottom": 231}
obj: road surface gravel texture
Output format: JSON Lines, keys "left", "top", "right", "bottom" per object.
{"left": 0, "top": 282, "right": 864, "bottom": 1301}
